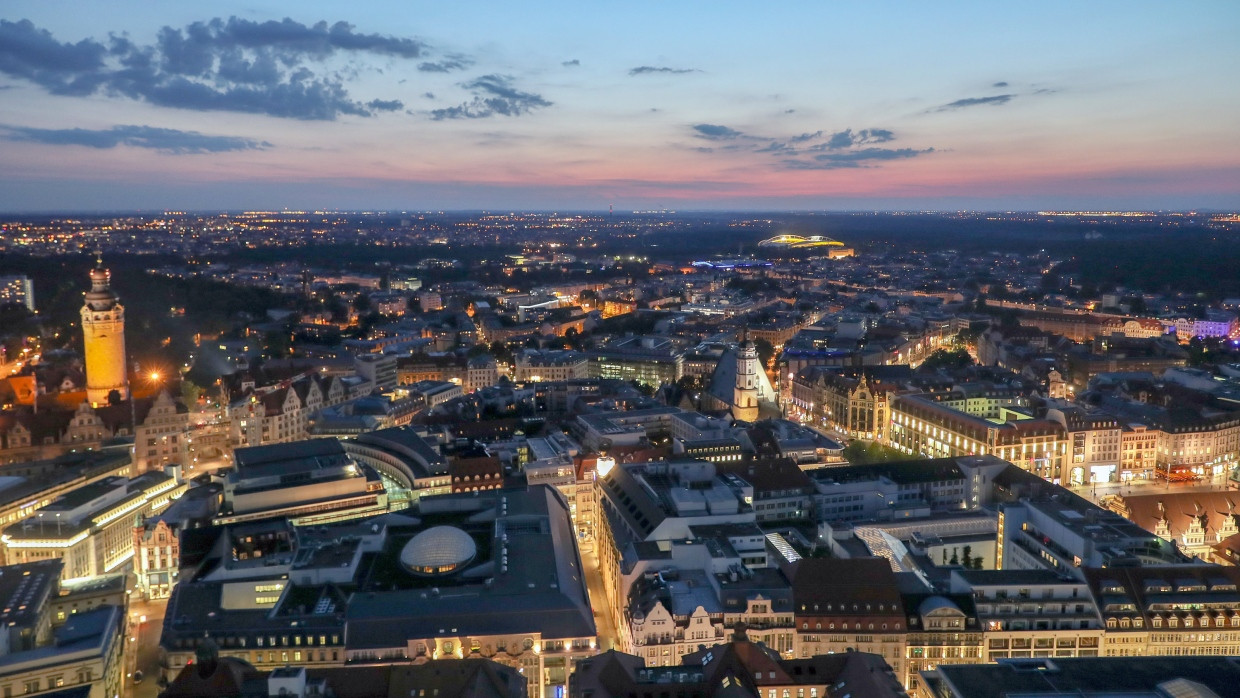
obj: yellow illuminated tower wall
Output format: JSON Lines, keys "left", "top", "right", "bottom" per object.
{"left": 82, "top": 264, "right": 129, "bottom": 406}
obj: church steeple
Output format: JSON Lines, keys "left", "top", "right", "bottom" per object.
{"left": 732, "top": 333, "right": 760, "bottom": 422}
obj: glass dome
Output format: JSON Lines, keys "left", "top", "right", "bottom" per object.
{"left": 399, "top": 526, "right": 477, "bottom": 576}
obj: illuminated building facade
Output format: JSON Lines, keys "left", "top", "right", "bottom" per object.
{"left": 0, "top": 470, "right": 183, "bottom": 582}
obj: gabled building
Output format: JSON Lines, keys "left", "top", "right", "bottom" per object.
{"left": 1083, "top": 565, "right": 1240, "bottom": 658}
{"left": 791, "top": 558, "right": 908, "bottom": 680}
{"left": 571, "top": 633, "right": 906, "bottom": 698}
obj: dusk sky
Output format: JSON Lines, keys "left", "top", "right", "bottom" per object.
{"left": 2, "top": 1, "right": 1238, "bottom": 212}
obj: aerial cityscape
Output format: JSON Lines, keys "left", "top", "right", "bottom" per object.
{"left": 1, "top": 3, "right": 1239, "bottom": 698}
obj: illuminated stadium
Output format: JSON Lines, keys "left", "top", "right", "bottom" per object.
{"left": 757, "top": 234, "right": 845, "bottom": 249}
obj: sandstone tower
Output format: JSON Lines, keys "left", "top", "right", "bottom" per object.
{"left": 82, "top": 258, "right": 128, "bottom": 406}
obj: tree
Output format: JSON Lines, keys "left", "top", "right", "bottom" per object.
{"left": 181, "top": 379, "right": 202, "bottom": 407}
{"left": 489, "top": 341, "right": 513, "bottom": 365}
{"left": 921, "top": 348, "right": 974, "bottom": 371}
{"left": 842, "top": 440, "right": 918, "bottom": 465}
{"left": 263, "top": 330, "right": 293, "bottom": 358}
{"left": 753, "top": 338, "right": 776, "bottom": 368}
{"left": 949, "top": 550, "right": 959, "bottom": 566}
{"left": 676, "top": 375, "right": 702, "bottom": 393}
{"left": 961, "top": 545, "right": 973, "bottom": 568}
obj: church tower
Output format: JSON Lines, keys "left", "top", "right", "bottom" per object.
{"left": 732, "top": 334, "right": 760, "bottom": 422}
{"left": 82, "top": 258, "right": 129, "bottom": 406}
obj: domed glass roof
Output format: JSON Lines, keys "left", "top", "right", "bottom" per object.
{"left": 399, "top": 526, "right": 477, "bottom": 576}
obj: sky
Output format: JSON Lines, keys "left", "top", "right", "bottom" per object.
{"left": 1, "top": 1, "right": 1239, "bottom": 212}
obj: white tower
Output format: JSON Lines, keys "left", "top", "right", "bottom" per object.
{"left": 732, "top": 334, "right": 760, "bottom": 422}
{"left": 82, "top": 258, "right": 129, "bottom": 406}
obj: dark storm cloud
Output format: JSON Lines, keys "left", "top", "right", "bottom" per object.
{"left": 366, "top": 99, "right": 404, "bottom": 111}
{"left": 819, "top": 128, "right": 896, "bottom": 150}
{"left": 184, "top": 17, "right": 427, "bottom": 59}
{"left": 417, "top": 55, "right": 472, "bottom": 73}
{"left": 783, "top": 147, "right": 934, "bottom": 170}
{"left": 788, "top": 131, "right": 823, "bottom": 143}
{"left": 684, "top": 121, "right": 932, "bottom": 171}
{"left": 0, "top": 17, "right": 433, "bottom": 120}
{"left": 692, "top": 123, "right": 745, "bottom": 140}
{"left": 1, "top": 123, "right": 270, "bottom": 153}
{"left": 628, "top": 65, "right": 698, "bottom": 76}
{"left": 0, "top": 19, "right": 109, "bottom": 95}
{"left": 429, "top": 74, "right": 551, "bottom": 120}
{"left": 935, "top": 94, "right": 1013, "bottom": 111}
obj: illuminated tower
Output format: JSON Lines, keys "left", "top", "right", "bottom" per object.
{"left": 732, "top": 334, "right": 760, "bottom": 422}
{"left": 82, "top": 259, "right": 129, "bottom": 406}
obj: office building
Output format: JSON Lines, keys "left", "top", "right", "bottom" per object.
{"left": 0, "top": 469, "right": 183, "bottom": 582}
{"left": 0, "top": 605, "right": 123, "bottom": 698}
{"left": 217, "top": 439, "right": 388, "bottom": 526}
{"left": 514, "top": 350, "right": 589, "bottom": 382}
{"left": 0, "top": 275, "right": 34, "bottom": 312}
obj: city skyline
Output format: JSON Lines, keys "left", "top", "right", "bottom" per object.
{"left": 2, "top": 1, "right": 1239, "bottom": 212}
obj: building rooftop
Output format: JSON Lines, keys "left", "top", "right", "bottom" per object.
{"left": 932, "top": 655, "right": 1240, "bottom": 698}
{"left": 0, "top": 559, "right": 61, "bottom": 628}
{"left": 345, "top": 485, "right": 596, "bottom": 649}
{"left": 807, "top": 457, "right": 967, "bottom": 486}
{"left": 233, "top": 438, "right": 351, "bottom": 475}
{"left": 399, "top": 526, "right": 477, "bottom": 575}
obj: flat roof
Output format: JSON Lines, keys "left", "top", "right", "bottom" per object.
{"left": 935, "top": 655, "right": 1240, "bottom": 698}
{"left": 234, "top": 438, "right": 348, "bottom": 472}
{"left": 0, "top": 559, "right": 61, "bottom": 627}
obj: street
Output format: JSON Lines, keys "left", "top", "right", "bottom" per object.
{"left": 125, "top": 596, "right": 169, "bottom": 698}
{"left": 1071, "top": 474, "right": 1236, "bottom": 506}
{"left": 581, "top": 541, "right": 622, "bottom": 652}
